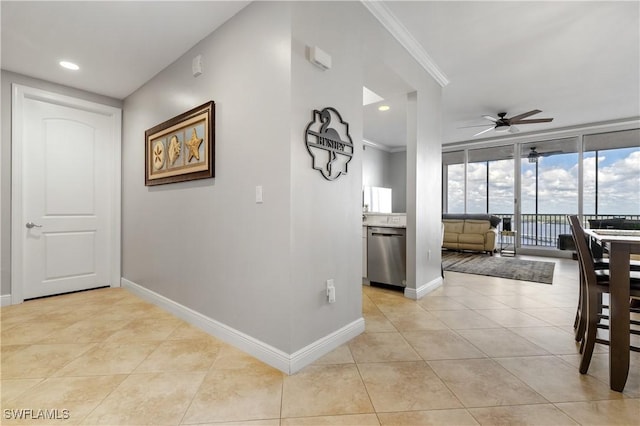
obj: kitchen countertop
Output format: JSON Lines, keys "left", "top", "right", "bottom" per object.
{"left": 363, "top": 213, "right": 407, "bottom": 229}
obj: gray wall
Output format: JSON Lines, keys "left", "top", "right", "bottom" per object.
{"left": 362, "top": 146, "right": 407, "bottom": 213}
{"left": 290, "top": 1, "right": 365, "bottom": 350}
{"left": 390, "top": 151, "right": 407, "bottom": 213}
{"left": 122, "top": 2, "right": 294, "bottom": 351}
{"left": 407, "top": 87, "right": 443, "bottom": 294}
{"left": 286, "top": 0, "right": 442, "bottom": 303}
{"left": 121, "top": 0, "right": 442, "bottom": 356}
{"left": 2, "top": 1, "right": 443, "bottom": 364}
{"left": 0, "top": 70, "right": 122, "bottom": 296}
{"left": 362, "top": 145, "right": 390, "bottom": 188}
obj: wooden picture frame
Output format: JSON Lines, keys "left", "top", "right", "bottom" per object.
{"left": 145, "top": 101, "right": 215, "bottom": 186}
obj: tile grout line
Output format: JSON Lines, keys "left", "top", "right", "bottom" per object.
{"left": 177, "top": 326, "right": 229, "bottom": 425}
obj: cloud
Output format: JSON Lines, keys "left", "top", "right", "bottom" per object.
{"left": 446, "top": 148, "right": 639, "bottom": 216}
{"left": 586, "top": 149, "right": 640, "bottom": 214}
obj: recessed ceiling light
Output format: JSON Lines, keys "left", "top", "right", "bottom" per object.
{"left": 378, "top": 105, "right": 390, "bottom": 112}
{"left": 59, "top": 61, "right": 79, "bottom": 71}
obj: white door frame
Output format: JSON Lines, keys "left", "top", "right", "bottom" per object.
{"left": 11, "top": 84, "right": 122, "bottom": 304}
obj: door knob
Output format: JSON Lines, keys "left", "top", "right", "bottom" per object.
{"left": 25, "top": 222, "right": 43, "bottom": 229}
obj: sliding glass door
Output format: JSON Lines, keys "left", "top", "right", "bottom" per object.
{"left": 519, "top": 138, "right": 578, "bottom": 247}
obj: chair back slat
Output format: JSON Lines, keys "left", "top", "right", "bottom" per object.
{"left": 568, "top": 215, "right": 598, "bottom": 286}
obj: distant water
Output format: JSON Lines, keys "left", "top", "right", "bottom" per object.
{"left": 513, "top": 221, "right": 572, "bottom": 247}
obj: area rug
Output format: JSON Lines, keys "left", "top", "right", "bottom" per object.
{"left": 442, "top": 251, "right": 555, "bottom": 284}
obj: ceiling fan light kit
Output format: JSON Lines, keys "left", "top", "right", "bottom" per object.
{"left": 528, "top": 147, "right": 539, "bottom": 163}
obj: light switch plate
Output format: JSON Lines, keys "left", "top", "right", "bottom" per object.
{"left": 255, "top": 186, "right": 263, "bottom": 203}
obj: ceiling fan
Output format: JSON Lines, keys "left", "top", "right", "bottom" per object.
{"left": 471, "top": 110, "right": 554, "bottom": 137}
{"left": 527, "top": 147, "right": 542, "bottom": 163}
{"left": 525, "top": 146, "right": 565, "bottom": 163}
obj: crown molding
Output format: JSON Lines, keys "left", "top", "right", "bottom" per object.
{"left": 362, "top": 1, "right": 449, "bottom": 87}
{"left": 363, "top": 138, "right": 391, "bottom": 152}
{"left": 363, "top": 138, "right": 406, "bottom": 153}
{"left": 390, "top": 146, "right": 407, "bottom": 153}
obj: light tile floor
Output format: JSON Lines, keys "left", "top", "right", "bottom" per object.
{"left": 2, "top": 255, "right": 639, "bottom": 425}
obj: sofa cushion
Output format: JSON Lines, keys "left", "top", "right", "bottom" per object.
{"left": 463, "top": 220, "right": 491, "bottom": 234}
{"left": 443, "top": 220, "right": 464, "bottom": 234}
{"left": 459, "top": 233, "right": 485, "bottom": 245}
{"left": 443, "top": 213, "right": 501, "bottom": 228}
{"left": 444, "top": 233, "right": 460, "bottom": 244}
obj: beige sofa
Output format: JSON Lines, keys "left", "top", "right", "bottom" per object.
{"left": 442, "top": 214, "right": 501, "bottom": 254}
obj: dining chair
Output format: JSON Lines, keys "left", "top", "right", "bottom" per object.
{"left": 571, "top": 217, "right": 640, "bottom": 343}
{"left": 567, "top": 215, "right": 640, "bottom": 375}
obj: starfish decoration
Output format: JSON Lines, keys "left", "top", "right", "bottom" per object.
{"left": 186, "top": 128, "right": 203, "bottom": 162}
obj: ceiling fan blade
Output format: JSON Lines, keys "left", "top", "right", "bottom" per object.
{"left": 458, "top": 124, "right": 497, "bottom": 128}
{"left": 473, "top": 127, "right": 494, "bottom": 137}
{"left": 539, "top": 150, "right": 564, "bottom": 157}
{"left": 508, "top": 109, "right": 542, "bottom": 122}
{"left": 482, "top": 115, "right": 498, "bottom": 122}
{"left": 511, "top": 118, "right": 554, "bottom": 124}
{"left": 508, "top": 125, "right": 520, "bottom": 134}
{"left": 524, "top": 148, "right": 564, "bottom": 158}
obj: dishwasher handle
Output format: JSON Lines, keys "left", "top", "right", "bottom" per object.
{"left": 368, "top": 227, "right": 406, "bottom": 237}
{"left": 371, "top": 232, "right": 404, "bottom": 237}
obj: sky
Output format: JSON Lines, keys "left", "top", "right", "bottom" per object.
{"left": 447, "top": 146, "right": 640, "bottom": 216}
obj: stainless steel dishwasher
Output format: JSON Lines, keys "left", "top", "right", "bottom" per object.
{"left": 367, "top": 226, "right": 406, "bottom": 287}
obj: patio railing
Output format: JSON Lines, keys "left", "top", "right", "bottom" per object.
{"left": 492, "top": 214, "right": 640, "bottom": 248}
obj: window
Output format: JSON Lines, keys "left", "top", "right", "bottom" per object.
{"left": 467, "top": 145, "right": 514, "bottom": 214}
{"left": 443, "top": 151, "right": 464, "bottom": 213}
{"left": 443, "top": 130, "right": 639, "bottom": 249}
{"left": 584, "top": 129, "right": 640, "bottom": 216}
{"left": 520, "top": 139, "right": 578, "bottom": 215}
{"left": 466, "top": 161, "right": 486, "bottom": 213}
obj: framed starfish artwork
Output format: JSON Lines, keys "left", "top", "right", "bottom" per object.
{"left": 145, "top": 101, "right": 215, "bottom": 186}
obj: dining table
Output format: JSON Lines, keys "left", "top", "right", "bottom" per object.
{"left": 583, "top": 228, "right": 640, "bottom": 392}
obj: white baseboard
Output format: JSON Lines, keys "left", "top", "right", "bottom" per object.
{"left": 290, "top": 317, "right": 364, "bottom": 374}
{"left": 121, "top": 278, "right": 364, "bottom": 374}
{"left": 0, "top": 294, "right": 11, "bottom": 307}
{"left": 404, "top": 276, "right": 443, "bottom": 300}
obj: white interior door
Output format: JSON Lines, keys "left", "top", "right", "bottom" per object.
{"left": 12, "top": 85, "right": 121, "bottom": 301}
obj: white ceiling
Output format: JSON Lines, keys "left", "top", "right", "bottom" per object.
{"left": 366, "top": 1, "right": 640, "bottom": 146}
{"left": 2, "top": 1, "right": 639, "bottom": 145}
{"left": 1, "top": 1, "right": 250, "bottom": 99}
